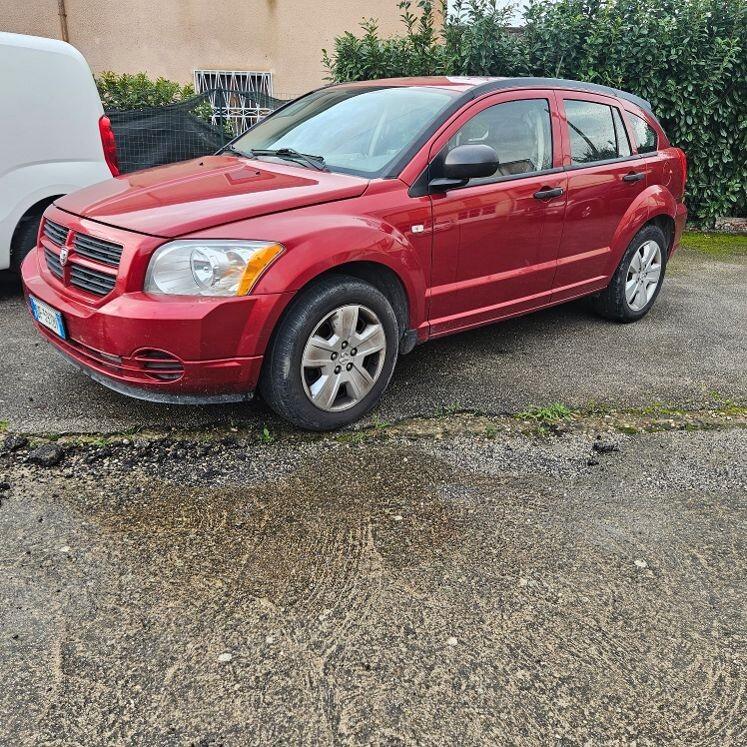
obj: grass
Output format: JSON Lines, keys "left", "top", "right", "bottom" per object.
{"left": 680, "top": 231, "right": 747, "bottom": 257}
{"left": 0, "top": 420, "right": 8, "bottom": 434}
{"left": 515, "top": 402, "right": 574, "bottom": 424}
{"left": 259, "top": 425, "right": 275, "bottom": 445}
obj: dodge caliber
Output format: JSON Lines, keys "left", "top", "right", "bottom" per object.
{"left": 22, "top": 77, "right": 687, "bottom": 429}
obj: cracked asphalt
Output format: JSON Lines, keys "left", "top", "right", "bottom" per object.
{"left": 1, "top": 245, "right": 746, "bottom": 745}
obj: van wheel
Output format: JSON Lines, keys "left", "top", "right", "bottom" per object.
{"left": 260, "top": 274, "right": 399, "bottom": 430}
{"left": 591, "top": 224, "right": 668, "bottom": 322}
{"left": 10, "top": 206, "right": 45, "bottom": 273}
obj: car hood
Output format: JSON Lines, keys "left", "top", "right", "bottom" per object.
{"left": 55, "top": 156, "right": 369, "bottom": 237}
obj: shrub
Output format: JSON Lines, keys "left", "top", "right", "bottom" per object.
{"left": 323, "top": 0, "right": 747, "bottom": 223}
{"left": 95, "top": 71, "right": 197, "bottom": 110}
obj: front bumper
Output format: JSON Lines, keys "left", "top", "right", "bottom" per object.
{"left": 22, "top": 240, "right": 291, "bottom": 401}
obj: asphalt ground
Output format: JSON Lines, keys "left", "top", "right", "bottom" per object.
{"left": 1, "top": 245, "right": 745, "bottom": 745}
{"left": 1, "top": 247, "right": 745, "bottom": 435}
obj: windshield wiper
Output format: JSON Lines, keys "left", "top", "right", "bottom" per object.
{"left": 249, "top": 148, "right": 328, "bottom": 172}
{"left": 221, "top": 143, "right": 250, "bottom": 157}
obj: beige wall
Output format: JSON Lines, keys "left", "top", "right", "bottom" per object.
{"left": 0, "top": 0, "right": 404, "bottom": 94}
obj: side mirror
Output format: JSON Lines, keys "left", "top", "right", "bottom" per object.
{"left": 429, "top": 144, "right": 499, "bottom": 191}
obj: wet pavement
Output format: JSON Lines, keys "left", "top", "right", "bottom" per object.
{"left": 1, "top": 412, "right": 745, "bottom": 744}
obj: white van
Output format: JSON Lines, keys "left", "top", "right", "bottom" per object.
{"left": 0, "top": 32, "right": 117, "bottom": 272}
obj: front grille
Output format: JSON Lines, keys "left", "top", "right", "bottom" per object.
{"left": 69, "top": 264, "right": 117, "bottom": 296}
{"left": 45, "top": 247, "right": 63, "bottom": 279}
{"left": 43, "top": 219, "right": 69, "bottom": 247}
{"left": 73, "top": 233, "right": 123, "bottom": 267}
{"left": 41, "top": 220, "right": 123, "bottom": 297}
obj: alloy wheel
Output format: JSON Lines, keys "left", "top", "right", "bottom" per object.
{"left": 301, "top": 304, "right": 387, "bottom": 412}
{"left": 626, "top": 239, "right": 662, "bottom": 312}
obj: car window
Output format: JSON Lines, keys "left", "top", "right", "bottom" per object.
{"left": 445, "top": 99, "right": 553, "bottom": 184}
{"left": 628, "top": 112, "right": 658, "bottom": 154}
{"left": 565, "top": 100, "right": 632, "bottom": 165}
{"left": 612, "top": 108, "right": 632, "bottom": 158}
{"left": 233, "top": 86, "right": 458, "bottom": 178}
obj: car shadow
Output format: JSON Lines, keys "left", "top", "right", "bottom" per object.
{"left": 0, "top": 270, "right": 23, "bottom": 300}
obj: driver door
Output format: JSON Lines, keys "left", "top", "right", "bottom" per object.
{"left": 426, "top": 91, "right": 567, "bottom": 336}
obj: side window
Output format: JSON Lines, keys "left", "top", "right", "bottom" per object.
{"left": 564, "top": 100, "right": 632, "bottom": 165}
{"left": 612, "top": 108, "right": 632, "bottom": 158}
{"left": 446, "top": 99, "right": 553, "bottom": 183}
{"left": 628, "top": 112, "right": 658, "bottom": 154}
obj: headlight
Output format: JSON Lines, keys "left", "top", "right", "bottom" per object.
{"left": 144, "top": 240, "right": 283, "bottom": 296}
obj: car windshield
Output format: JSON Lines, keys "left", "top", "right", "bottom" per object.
{"left": 232, "top": 86, "right": 459, "bottom": 178}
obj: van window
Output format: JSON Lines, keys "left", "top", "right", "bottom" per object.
{"left": 565, "top": 100, "right": 632, "bottom": 165}
{"left": 628, "top": 112, "right": 658, "bottom": 154}
{"left": 446, "top": 99, "right": 553, "bottom": 184}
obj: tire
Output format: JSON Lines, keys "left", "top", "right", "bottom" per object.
{"left": 591, "top": 224, "right": 668, "bottom": 322}
{"left": 260, "top": 274, "right": 400, "bottom": 430}
{"left": 10, "top": 207, "right": 45, "bottom": 274}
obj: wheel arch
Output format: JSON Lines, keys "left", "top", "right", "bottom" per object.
{"left": 648, "top": 213, "right": 676, "bottom": 255}
{"left": 258, "top": 259, "right": 416, "bottom": 367}
{"left": 8, "top": 194, "right": 63, "bottom": 268}
{"left": 608, "top": 185, "right": 677, "bottom": 273}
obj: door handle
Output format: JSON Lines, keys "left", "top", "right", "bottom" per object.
{"left": 533, "top": 186, "right": 564, "bottom": 200}
{"left": 622, "top": 171, "right": 645, "bottom": 182}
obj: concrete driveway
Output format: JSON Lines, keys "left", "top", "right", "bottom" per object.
{"left": 1, "top": 248, "right": 745, "bottom": 434}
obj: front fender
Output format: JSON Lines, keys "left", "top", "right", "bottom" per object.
{"left": 193, "top": 211, "right": 428, "bottom": 330}
{"left": 608, "top": 185, "right": 677, "bottom": 273}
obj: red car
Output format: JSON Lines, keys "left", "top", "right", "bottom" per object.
{"left": 22, "top": 77, "right": 687, "bottom": 430}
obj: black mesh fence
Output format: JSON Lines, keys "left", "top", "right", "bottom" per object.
{"left": 107, "top": 88, "right": 297, "bottom": 174}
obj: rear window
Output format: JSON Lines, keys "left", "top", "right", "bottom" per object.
{"left": 628, "top": 112, "right": 658, "bottom": 154}
{"left": 564, "top": 100, "right": 632, "bottom": 165}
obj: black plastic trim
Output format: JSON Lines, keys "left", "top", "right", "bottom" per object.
{"left": 565, "top": 154, "right": 643, "bottom": 171}
{"left": 54, "top": 348, "right": 253, "bottom": 405}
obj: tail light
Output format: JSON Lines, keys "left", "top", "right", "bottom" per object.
{"left": 98, "top": 115, "right": 120, "bottom": 176}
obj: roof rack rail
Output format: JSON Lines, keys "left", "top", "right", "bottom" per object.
{"left": 471, "top": 77, "right": 654, "bottom": 115}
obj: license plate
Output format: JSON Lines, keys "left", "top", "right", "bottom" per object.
{"left": 29, "top": 295, "right": 67, "bottom": 339}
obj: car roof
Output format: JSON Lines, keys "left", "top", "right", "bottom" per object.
{"left": 339, "top": 75, "right": 653, "bottom": 114}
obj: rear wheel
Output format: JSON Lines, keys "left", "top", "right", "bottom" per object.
{"left": 591, "top": 224, "right": 667, "bottom": 322}
{"left": 260, "top": 274, "right": 399, "bottom": 430}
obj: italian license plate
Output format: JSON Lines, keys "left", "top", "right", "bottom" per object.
{"left": 29, "top": 295, "right": 67, "bottom": 339}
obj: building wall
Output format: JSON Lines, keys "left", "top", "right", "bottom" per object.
{"left": 0, "top": 0, "right": 405, "bottom": 94}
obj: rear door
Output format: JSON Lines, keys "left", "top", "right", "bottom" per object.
{"left": 427, "top": 90, "right": 567, "bottom": 335}
{"left": 552, "top": 93, "right": 647, "bottom": 302}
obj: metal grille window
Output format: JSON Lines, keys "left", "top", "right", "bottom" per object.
{"left": 194, "top": 70, "right": 275, "bottom": 134}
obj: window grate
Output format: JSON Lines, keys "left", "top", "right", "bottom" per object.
{"left": 194, "top": 70, "right": 275, "bottom": 134}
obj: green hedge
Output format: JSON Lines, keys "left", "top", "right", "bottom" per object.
{"left": 323, "top": 0, "right": 747, "bottom": 223}
{"left": 95, "top": 71, "right": 197, "bottom": 110}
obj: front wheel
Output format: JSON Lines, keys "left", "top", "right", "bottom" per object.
{"left": 591, "top": 224, "right": 668, "bottom": 322}
{"left": 260, "top": 275, "right": 400, "bottom": 430}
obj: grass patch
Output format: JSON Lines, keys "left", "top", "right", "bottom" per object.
{"left": 516, "top": 402, "right": 574, "bottom": 424}
{"left": 259, "top": 425, "right": 275, "bottom": 445}
{"left": 0, "top": 420, "right": 8, "bottom": 434}
{"left": 680, "top": 231, "right": 747, "bottom": 257}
